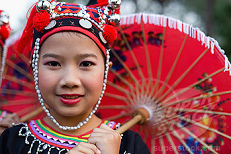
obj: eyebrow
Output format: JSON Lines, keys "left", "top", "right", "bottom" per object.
{"left": 41, "top": 53, "right": 98, "bottom": 59}
{"left": 42, "top": 53, "right": 62, "bottom": 59}
{"left": 77, "top": 53, "right": 98, "bottom": 59}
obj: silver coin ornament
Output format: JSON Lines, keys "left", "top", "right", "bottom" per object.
{"left": 79, "top": 19, "right": 92, "bottom": 29}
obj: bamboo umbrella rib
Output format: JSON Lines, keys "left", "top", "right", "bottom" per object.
{"left": 98, "top": 105, "right": 128, "bottom": 110}
{"left": 175, "top": 123, "right": 218, "bottom": 154}
{"left": 118, "top": 26, "right": 147, "bottom": 94}
{"left": 157, "top": 48, "right": 210, "bottom": 102}
{"left": 6, "top": 59, "right": 33, "bottom": 81}
{"left": 166, "top": 133, "right": 179, "bottom": 154}
{"left": 162, "top": 67, "right": 224, "bottom": 104}
{"left": 172, "top": 108, "right": 231, "bottom": 116}
{"left": 10, "top": 46, "right": 31, "bottom": 67}
{"left": 0, "top": 98, "right": 37, "bottom": 107}
{"left": 107, "top": 81, "right": 134, "bottom": 105}
{"left": 163, "top": 90, "right": 231, "bottom": 109}
{"left": 159, "top": 136, "right": 166, "bottom": 154}
{"left": 109, "top": 69, "right": 137, "bottom": 98}
{"left": 109, "top": 69, "right": 136, "bottom": 92}
{"left": 140, "top": 15, "right": 153, "bottom": 90}
{"left": 4, "top": 75, "right": 34, "bottom": 89}
{"left": 19, "top": 54, "right": 31, "bottom": 67}
{"left": 106, "top": 112, "right": 131, "bottom": 121}
{"left": 179, "top": 116, "right": 231, "bottom": 140}
{"left": 152, "top": 27, "right": 167, "bottom": 96}
{"left": 110, "top": 48, "right": 142, "bottom": 92}
{"left": 16, "top": 104, "right": 40, "bottom": 116}
{"left": 0, "top": 89, "right": 37, "bottom": 97}
{"left": 151, "top": 133, "right": 155, "bottom": 154}
{"left": 154, "top": 33, "right": 189, "bottom": 99}
{"left": 104, "top": 92, "right": 128, "bottom": 102}
{"left": 171, "top": 130, "right": 194, "bottom": 154}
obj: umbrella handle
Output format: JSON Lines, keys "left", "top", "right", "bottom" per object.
{"left": 20, "top": 106, "right": 44, "bottom": 122}
{"left": 115, "top": 107, "right": 150, "bottom": 134}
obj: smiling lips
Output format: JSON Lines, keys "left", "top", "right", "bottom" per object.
{"left": 59, "top": 94, "right": 82, "bottom": 105}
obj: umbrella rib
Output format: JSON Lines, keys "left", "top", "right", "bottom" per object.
{"left": 163, "top": 90, "right": 231, "bottom": 109}
{"left": 4, "top": 75, "right": 34, "bottom": 90}
{"left": 151, "top": 133, "right": 156, "bottom": 154}
{"left": 109, "top": 69, "right": 137, "bottom": 99}
{"left": 104, "top": 92, "right": 128, "bottom": 101}
{"left": 107, "top": 81, "right": 135, "bottom": 105}
{"left": 165, "top": 133, "right": 179, "bottom": 154}
{"left": 175, "top": 122, "right": 218, "bottom": 154}
{"left": 110, "top": 48, "right": 142, "bottom": 94}
{"left": 105, "top": 112, "right": 131, "bottom": 121}
{"left": 157, "top": 47, "right": 210, "bottom": 102}
{"left": 10, "top": 46, "right": 31, "bottom": 67}
{"left": 118, "top": 26, "right": 147, "bottom": 94}
{"left": 172, "top": 108, "right": 231, "bottom": 116}
{"left": 0, "top": 89, "right": 37, "bottom": 97}
{"left": 162, "top": 67, "right": 224, "bottom": 104}
{"left": 99, "top": 105, "right": 129, "bottom": 110}
{"left": 140, "top": 15, "right": 153, "bottom": 91}
{"left": 159, "top": 136, "right": 166, "bottom": 154}
{"left": 154, "top": 33, "right": 189, "bottom": 99}
{"left": 171, "top": 129, "right": 194, "bottom": 154}
{"left": 0, "top": 98, "right": 37, "bottom": 107}
{"left": 179, "top": 116, "right": 231, "bottom": 140}
{"left": 6, "top": 59, "right": 33, "bottom": 81}
{"left": 16, "top": 104, "right": 41, "bottom": 117}
{"left": 151, "top": 27, "right": 167, "bottom": 96}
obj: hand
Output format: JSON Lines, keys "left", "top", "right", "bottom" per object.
{"left": 0, "top": 113, "right": 20, "bottom": 134}
{"left": 88, "top": 124, "right": 121, "bottom": 154}
{"left": 67, "top": 142, "right": 101, "bottom": 154}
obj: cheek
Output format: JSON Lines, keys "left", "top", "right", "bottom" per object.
{"left": 83, "top": 71, "right": 104, "bottom": 92}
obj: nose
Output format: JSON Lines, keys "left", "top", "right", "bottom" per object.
{"left": 59, "top": 65, "right": 80, "bottom": 89}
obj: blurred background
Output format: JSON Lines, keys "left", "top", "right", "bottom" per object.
{"left": 1, "top": 0, "right": 231, "bottom": 59}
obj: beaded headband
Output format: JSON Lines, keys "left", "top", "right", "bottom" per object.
{"left": 16, "top": 0, "right": 121, "bottom": 130}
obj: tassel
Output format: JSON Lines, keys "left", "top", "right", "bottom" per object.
{"left": 33, "top": 10, "right": 50, "bottom": 32}
{"left": 0, "top": 26, "right": 10, "bottom": 41}
{"left": 103, "top": 25, "right": 117, "bottom": 43}
{"left": 16, "top": 2, "right": 38, "bottom": 54}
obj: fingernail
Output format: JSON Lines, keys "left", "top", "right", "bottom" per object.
{"left": 97, "top": 149, "right": 102, "bottom": 154}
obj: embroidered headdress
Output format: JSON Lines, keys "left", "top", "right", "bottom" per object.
{"left": 0, "top": 10, "right": 11, "bottom": 86}
{"left": 16, "top": 0, "right": 121, "bottom": 130}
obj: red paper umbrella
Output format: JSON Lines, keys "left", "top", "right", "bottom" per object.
{"left": 97, "top": 13, "right": 231, "bottom": 154}
{"left": 0, "top": 32, "right": 45, "bottom": 122}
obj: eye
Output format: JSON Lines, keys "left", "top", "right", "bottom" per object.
{"left": 80, "top": 61, "right": 94, "bottom": 67}
{"left": 46, "top": 61, "right": 61, "bottom": 67}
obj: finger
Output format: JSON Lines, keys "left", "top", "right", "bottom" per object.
{"left": 11, "top": 113, "right": 20, "bottom": 123}
{"left": 68, "top": 142, "right": 101, "bottom": 154}
{"left": 99, "top": 124, "right": 113, "bottom": 131}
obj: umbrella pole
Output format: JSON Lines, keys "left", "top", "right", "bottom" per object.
{"left": 115, "top": 107, "right": 150, "bottom": 134}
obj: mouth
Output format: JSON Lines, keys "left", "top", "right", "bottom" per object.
{"left": 58, "top": 94, "right": 83, "bottom": 105}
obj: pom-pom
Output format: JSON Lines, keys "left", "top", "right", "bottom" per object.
{"left": 103, "top": 25, "right": 117, "bottom": 43}
{"left": 0, "top": 26, "right": 10, "bottom": 41}
{"left": 33, "top": 10, "right": 50, "bottom": 32}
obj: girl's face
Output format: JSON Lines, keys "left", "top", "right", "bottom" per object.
{"left": 38, "top": 32, "right": 105, "bottom": 121}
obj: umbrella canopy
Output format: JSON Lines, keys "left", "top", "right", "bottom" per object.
{"left": 0, "top": 32, "right": 44, "bottom": 121}
{"left": 97, "top": 13, "right": 231, "bottom": 154}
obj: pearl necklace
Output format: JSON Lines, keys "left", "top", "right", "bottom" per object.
{"left": 32, "top": 38, "right": 110, "bottom": 130}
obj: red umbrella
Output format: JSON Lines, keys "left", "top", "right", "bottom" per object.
{"left": 0, "top": 32, "right": 45, "bottom": 122}
{"left": 97, "top": 13, "right": 231, "bottom": 154}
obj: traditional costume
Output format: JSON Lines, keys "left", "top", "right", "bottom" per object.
{"left": 0, "top": 0, "right": 150, "bottom": 153}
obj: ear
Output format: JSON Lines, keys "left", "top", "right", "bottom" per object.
{"left": 108, "top": 61, "right": 113, "bottom": 71}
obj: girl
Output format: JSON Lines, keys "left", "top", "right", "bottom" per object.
{"left": 0, "top": 0, "right": 150, "bottom": 153}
